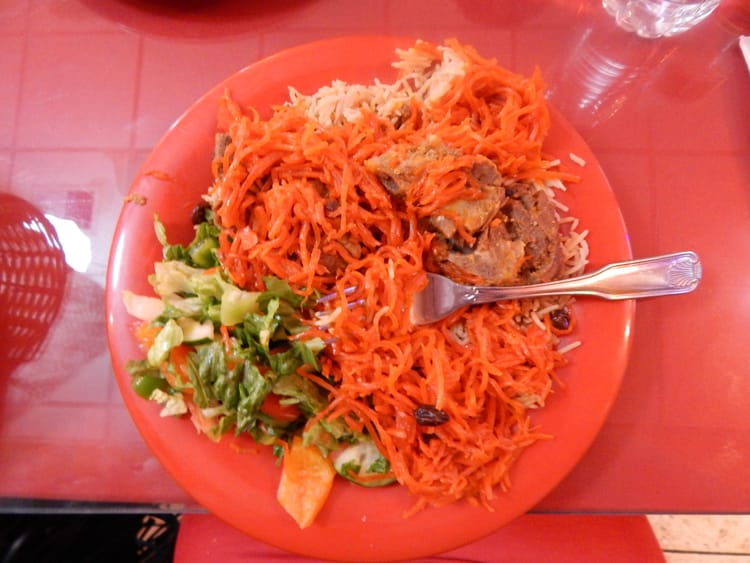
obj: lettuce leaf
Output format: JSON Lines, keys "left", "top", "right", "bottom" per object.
{"left": 128, "top": 216, "right": 330, "bottom": 447}
{"left": 155, "top": 215, "right": 220, "bottom": 269}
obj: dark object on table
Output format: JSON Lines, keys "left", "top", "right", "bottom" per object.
{"left": 0, "top": 514, "right": 179, "bottom": 563}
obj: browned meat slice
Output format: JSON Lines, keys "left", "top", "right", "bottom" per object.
{"left": 502, "top": 183, "right": 561, "bottom": 284}
{"left": 214, "top": 132, "right": 231, "bottom": 160}
{"left": 319, "top": 236, "right": 363, "bottom": 275}
{"left": 438, "top": 222, "right": 526, "bottom": 285}
{"left": 428, "top": 157, "right": 504, "bottom": 239}
{"left": 470, "top": 159, "right": 502, "bottom": 185}
{"left": 366, "top": 142, "right": 505, "bottom": 239}
{"left": 212, "top": 133, "right": 232, "bottom": 178}
{"left": 367, "top": 139, "right": 562, "bottom": 287}
{"left": 432, "top": 182, "right": 562, "bottom": 286}
{"left": 364, "top": 141, "right": 460, "bottom": 197}
{"left": 429, "top": 195, "right": 500, "bottom": 239}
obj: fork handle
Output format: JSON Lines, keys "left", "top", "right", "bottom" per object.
{"left": 472, "top": 251, "right": 702, "bottom": 303}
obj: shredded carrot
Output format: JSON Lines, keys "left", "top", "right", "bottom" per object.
{"left": 208, "top": 39, "right": 576, "bottom": 513}
{"left": 345, "top": 466, "right": 397, "bottom": 485}
{"left": 143, "top": 169, "right": 178, "bottom": 183}
{"left": 161, "top": 345, "right": 192, "bottom": 391}
{"left": 229, "top": 433, "right": 263, "bottom": 455}
{"left": 186, "top": 399, "right": 220, "bottom": 441}
{"left": 219, "top": 324, "right": 233, "bottom": 355}
{"left": 135, "top": 320, "right": 160, "bottom": 351}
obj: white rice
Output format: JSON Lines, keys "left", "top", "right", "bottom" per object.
{"left": 557, "top": 340, "right": 583, "bottom": 355}
{"left": 289, "top": 42, "right": 467, "bottom": 128}
{"left": 569, "top": 152, "right": 587, "bottom": 167}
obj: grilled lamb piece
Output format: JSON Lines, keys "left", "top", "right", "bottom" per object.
{"left": 212, "top": 132, "right": 232, "bottom": 180}
{"left": 501, "top": 182, "right": 562, "bottom": 284}
{"left": 369, "top": 141, "right": 564, "bottom": 287}
{"left": 214, "top": 132, "right": 231, "bottom": 159}
{"left": 427, "top": 159, "right": 505, "bottom": 240}
{"left": 365, "top": 143, "right": 505, "bottom": 239}
{"left": 365, "top": 141, "right": 461, "bottom": 198}
{"left": 433, "top": 182, "right": 562, "bottom": 285}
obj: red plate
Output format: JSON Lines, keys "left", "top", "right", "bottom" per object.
{"left": 105, "top": 36, "right": 633, "bottom": 561}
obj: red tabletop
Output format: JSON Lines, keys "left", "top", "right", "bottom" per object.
{"left": 1, "top": 0, "right": 749, "bottom": 522}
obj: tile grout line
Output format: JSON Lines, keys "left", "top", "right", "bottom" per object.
{"left": 127, "top": 32, "right": 146, "bottom": 155}
{"left": 662, "top": 548, "right": 749, "bottom": 557}
{"left": 8, "top": 2, "right": 32, "bottom": 179}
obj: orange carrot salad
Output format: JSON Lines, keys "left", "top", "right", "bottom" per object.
{"left": 208, "top": 38, "right": 587, "bottom": 513}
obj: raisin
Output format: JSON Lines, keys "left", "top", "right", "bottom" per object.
{"left": 550, "top": 307, "right": 570, "bottom": 331}
{"left": 191, "top": 201, "right": 210, "bottom": 225}
{"left": 414, "top": 404, "right": 449, "bottom": 426}
{"left": 324, "top": 199, "right": 340, "bottom": 212}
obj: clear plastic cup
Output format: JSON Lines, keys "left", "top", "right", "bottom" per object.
{"left": 602, "top": 0, "right": 721, "bottom": 37}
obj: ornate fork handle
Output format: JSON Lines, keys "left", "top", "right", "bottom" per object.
{"left": 469, "top": 251, "right": 702, "bottom": 305}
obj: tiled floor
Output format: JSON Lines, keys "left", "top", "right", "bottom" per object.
{"left": 647, "top": 515, "right": 750, "bottom": 562}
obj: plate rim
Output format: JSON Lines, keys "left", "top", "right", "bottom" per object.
{"left": 105, "top": 34, "right": 635, "bottom": 561}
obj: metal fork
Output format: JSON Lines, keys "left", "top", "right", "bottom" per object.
{"left": 410, "top": 251, "right": 702, "bottom": 325}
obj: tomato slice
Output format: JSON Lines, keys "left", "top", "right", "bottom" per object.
{"left": 159, "top": 344, "right": 192, "bottom": 389}
{"left": 277, "top": 436, "right": 335, "bottom": 528}
{"left": 260, "top": 393, "right": 302, "bottom": 422}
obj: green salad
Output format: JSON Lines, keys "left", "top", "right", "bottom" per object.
{"left": 123, "top": 214, "right": 395, "bottom": 502}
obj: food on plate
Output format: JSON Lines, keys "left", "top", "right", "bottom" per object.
{"left": 123, "top": 38, "right": 589, "bottom": 528}
{"left": 277, "top": 435, "right": 336, "bottom": 529}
